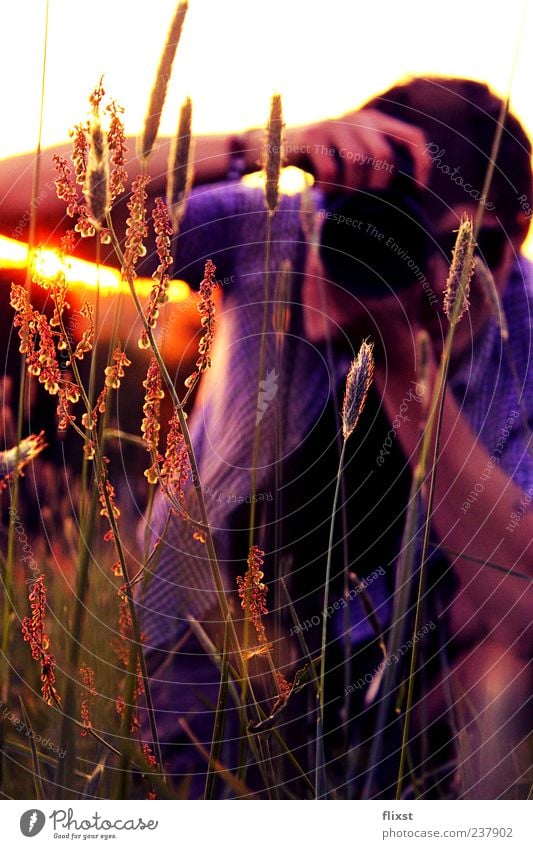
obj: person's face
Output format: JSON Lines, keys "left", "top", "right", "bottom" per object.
{"left": 305, "top": 201, "right": 526, "bottom": 357}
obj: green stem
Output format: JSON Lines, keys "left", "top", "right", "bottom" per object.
{"left": 316, "top": 438, "right": 346, "bottom": 798}
{"left": 0, "top": 0, "right": 50, "bottom": 794}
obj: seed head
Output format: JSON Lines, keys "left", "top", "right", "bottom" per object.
{"left": 167, "top": 96, "right": 194, "bottom": 231}
{"left": 264, "top": 93, "right": 283, "bottom": 213}
{"left": 443, "top": 213, "right": 475, "bottom": 324}
{"left": 342, "top": 340, "right": 374, "bottom": 439}
{"left": 139, "top": 1, "right": 189, "bottom": 162}
{"left": 84, "top": 112, "right": 110, "bottom": 227}
{"left": 0, "top": 432, "right": 46, "bottom": 488}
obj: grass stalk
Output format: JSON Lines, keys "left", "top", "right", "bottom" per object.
{"left": 316, "top": 439, "right": 346, "bottom": 797}
{"left": 0, "top": 0, "right": 50, "bottom": 794}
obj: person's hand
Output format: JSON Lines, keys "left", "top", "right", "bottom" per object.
{"left": 283, "top": 108, "right": 430, "bottom": 192}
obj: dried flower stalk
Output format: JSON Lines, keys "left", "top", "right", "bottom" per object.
{"left": 139, "top": 198, "right": 173, "bottom": 349}
{"left": 184, "top": 259, "right": 217, "bottom": 390}
{"left": 237, "top": 546, "right": 269, "bottom": 647}
{"left": 21, "top": 575, "right": 61, "bottom": 706}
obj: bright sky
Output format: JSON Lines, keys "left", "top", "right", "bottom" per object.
{"left": 2, "top": 0, "right": 533, "bottom": 256}
{"left": 0, "top": 0, "right": 532, "bottom": 158}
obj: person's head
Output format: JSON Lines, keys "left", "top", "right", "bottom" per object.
{"left": 313, "top": 77, "right": 532, "bottom": 355}
{"left": 369, "top": 78, "right": 531, "bottom": 226}
{"left": 367, "top": 76, "right": 532, "bottom": 286}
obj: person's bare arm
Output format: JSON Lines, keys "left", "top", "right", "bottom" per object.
{"left": 0, "top": 133, "right": 233, "bottom": 239}
{"left": 374, "top": 328, "right": 532, "bottom": 655}
{"left": 0, "top": 108, "right": 429, "bottom": 242}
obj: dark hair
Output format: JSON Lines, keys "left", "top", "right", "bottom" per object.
{"left": 366, "top": 77, "right": 532, "bottom": 235}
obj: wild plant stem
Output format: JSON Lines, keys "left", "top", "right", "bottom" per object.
{"left": 316, "top": 438, "right": 346, "bottom": 797}
{"left": 0, "top": 0, "right": 50, "bottom": 794}
{"left": 244, "top": 211, "right": 273, "bottom": 662}
{"left": 54, "top": 302, "right": 165, "bottom": 780}
{"left": 105, "top": 216, "right": 251, "bottom": 688}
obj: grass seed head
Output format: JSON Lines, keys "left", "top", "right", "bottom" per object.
{"left": 139, "top": 1, "right": 189, "bottom": 162}
{"left": 84, "top": 115, "right": 110, "bottom": 227}
{"left": 443, "top": 213, "right": 475, "bottom": 324}
{"left": 167, "top": 96, "right": 193, "bottom": 231}
{"left": 264, "top": 93, "right": 284, "bottom": 213}
{"left": 342, "top": 339, "right": 375, "bottom": 439}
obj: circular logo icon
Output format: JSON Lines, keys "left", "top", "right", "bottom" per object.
{"left": 20, "top": 810, "right": 46, "bottom": 837}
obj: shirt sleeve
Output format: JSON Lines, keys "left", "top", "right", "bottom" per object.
{"left": 137, "top": 180, "right": 254, "bottom": 289}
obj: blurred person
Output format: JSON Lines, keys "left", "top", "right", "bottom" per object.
{"left": 136, "top": 77, "right": 533, "bottom": 798}
{"left": 1, "top": 76, "right": 531, "bottom": 798}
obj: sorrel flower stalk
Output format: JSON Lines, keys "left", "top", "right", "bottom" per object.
{"left": 138, "top": 1, "right": 189, "bottom": 163}
{"left": 237, "top": 546, "right": 269, "bottom": 648}
{"left": 183, "top": 259, "right": 217, "bottom": 396}
{"left": 106, "top": 99, "right": 128, "bottom": 201}
{"left": 141, "top": 357, "right": 164, "bottom": 485}
{"left": 159, "top": 409, "right": 192, "bottom": 516}
{"left": 21, "top": 574, "right": 61, "bottom": 706}
{"left": 236, "top": 547, "right": 291, "bottom": 699}
{"left": 79, "top": 663, "right": 97, "bottom": 736}
{"left": 316, "top": 340, "right": 374, "bottom": 798}
{"left": 139, "top": 198, "right": 173, "bottom": 350}
{"left": 122, "top": 175, "right": 151, "bottom": 283}
{"left": 106, "top": 217, "right": 243, "bottom": 669}
{"left": 16, "top": 243, "right": 163, "bottom": 779}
